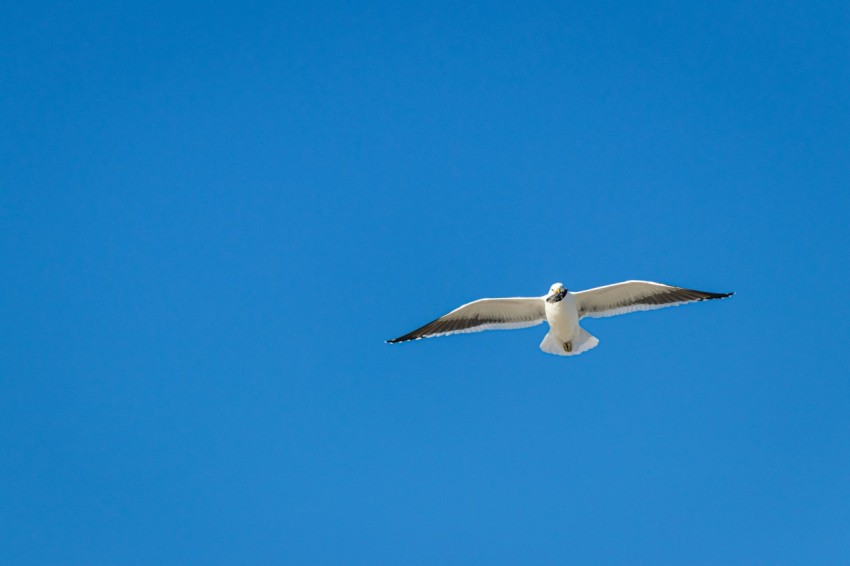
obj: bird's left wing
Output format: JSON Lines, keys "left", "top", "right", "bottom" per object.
{"left": 387, "top": 297, "right": 546, "bottom": 343}
{"left": 574, "top": 280, "right": 733, "bottom": 319}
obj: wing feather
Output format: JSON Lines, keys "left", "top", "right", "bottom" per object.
{"left": 387, "top": 297, "right": 546, "bottom": 343}
{"left": 574, "top": 280, "right": 733, "bottom": 319}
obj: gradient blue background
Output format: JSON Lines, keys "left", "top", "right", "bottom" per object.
{"left": 2, "top": 2, "right": 849, "bottom": 564}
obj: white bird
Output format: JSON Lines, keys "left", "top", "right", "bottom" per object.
{"left": 387, "top": 281, "right": 733, "bottom": 356}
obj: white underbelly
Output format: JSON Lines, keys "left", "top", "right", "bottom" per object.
{"left": 545, "top": 296, "right": 579, "bottom": 340}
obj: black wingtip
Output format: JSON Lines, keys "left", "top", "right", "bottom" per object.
{"left": 386, "top": 334, "right": 421, "bottom": 344}
{"left": 702, "top": 290, "right": 734, "bottom": 300}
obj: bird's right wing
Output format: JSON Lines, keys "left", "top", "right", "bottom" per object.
{"left": 387, "top": 297, "right": 546, "bottom": 343}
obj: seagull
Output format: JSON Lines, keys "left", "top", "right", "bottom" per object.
{"left": 387, "top": 281, "right": 733, "bottom": 356}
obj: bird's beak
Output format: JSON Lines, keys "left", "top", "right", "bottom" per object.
{"left": 546, "top": 288, "right": 567, "bottom": 303}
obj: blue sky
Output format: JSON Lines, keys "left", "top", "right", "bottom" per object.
{"left": 2, "top": 1, "right": 849, "bottom": 564}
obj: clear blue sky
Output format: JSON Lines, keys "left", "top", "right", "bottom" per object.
{"left": 2, "top": 1, "right": 849, "bottom": 564}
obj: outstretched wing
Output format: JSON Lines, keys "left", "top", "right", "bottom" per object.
{"left": 387, "top": 297, "right": 546, "bottom": 343}
{"left": 574, "top": 280, "right": 733, "bottom": 319}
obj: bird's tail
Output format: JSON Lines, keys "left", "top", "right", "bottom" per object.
{"left": 539, "top": 327, "right": 599, "bottom": 357}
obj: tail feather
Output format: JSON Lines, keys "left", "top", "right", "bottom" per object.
{"left": 539, "top": 328, "right": 599, "bottom": 357}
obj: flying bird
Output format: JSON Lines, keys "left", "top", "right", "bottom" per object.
{"left": 387, "top": 281, "right": 733, "bottom": 356}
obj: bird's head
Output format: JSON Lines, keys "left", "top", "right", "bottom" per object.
{"left": 546, "top": 282, "right": 568, "bottom": 303}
